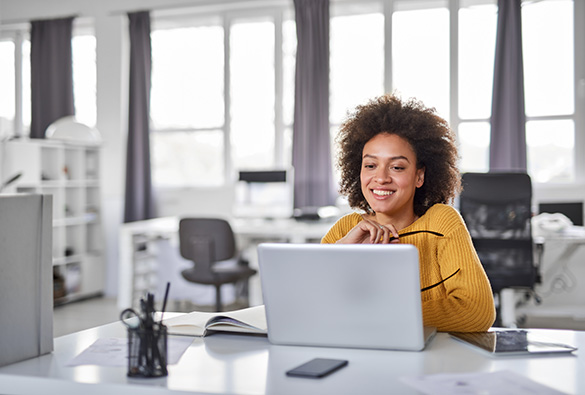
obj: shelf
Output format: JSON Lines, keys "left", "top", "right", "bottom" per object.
{"left": 5, "top": 138, "right": 104, "bottom": 303}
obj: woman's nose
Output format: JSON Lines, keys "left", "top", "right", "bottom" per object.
{"left": 376, "top": 167, "right": 391, "bottom": 183}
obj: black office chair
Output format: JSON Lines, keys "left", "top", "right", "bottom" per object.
{"left": 459, "top": 172, "right": 543, "bottom": 326}
{"left": 178, "top": 218, "right": 257, "bottom": 312}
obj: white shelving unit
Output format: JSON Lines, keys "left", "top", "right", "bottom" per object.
{"left": 3, "top": 138, "right": 104, "bottom": 304}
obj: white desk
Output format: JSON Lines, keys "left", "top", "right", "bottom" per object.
{"left": 514, "top": 227, "right": 585, "bottom": 323}
{"left": 0, "top": 320, "right": 582, "bottom": 394}
{"left": 118, "top": 217, "right": 336, "bottom": 309}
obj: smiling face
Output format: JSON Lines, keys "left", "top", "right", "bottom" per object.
{"left": 360, "top": 133, "right": 425, "bottom": 227}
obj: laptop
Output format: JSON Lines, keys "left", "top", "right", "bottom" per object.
{"left": 257, "top": 243, "right": 436, "bottom": 351}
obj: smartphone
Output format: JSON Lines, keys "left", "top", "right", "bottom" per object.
{"left": 286, "top": 358, "right": 348, "bottom": 378}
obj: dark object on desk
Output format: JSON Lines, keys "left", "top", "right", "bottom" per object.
{"left": 459, "top": 172, "right": 543, "bottom": 326}
{"left": 286, "top": 358, "right": 348, "bottom": 378}
{"left": 179, "top": 218, "right": 257, "bottom": 312}
{"left": 121, "top": 293, "right": 168, "bottom": 377}
{"left": 449, "top": 329, "right": 577, "bottom": 356}
{"left": 539, "top": 201, "right": 583, "bottom": 227}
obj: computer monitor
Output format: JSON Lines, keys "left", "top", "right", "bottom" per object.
{"left": 538, "top": 202, "right": 583, "bottom": 226}
{"left": 233, "top": 169, "right": 294, "bottom": 219}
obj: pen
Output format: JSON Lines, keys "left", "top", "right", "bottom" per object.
{"left": 160, "top": 282, "right": 171, "bottom": 323}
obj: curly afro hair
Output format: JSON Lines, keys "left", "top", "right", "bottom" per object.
{"left": 336, "top": 94, "right": 461, "bottom": 217}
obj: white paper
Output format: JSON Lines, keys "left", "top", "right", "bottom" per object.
{"left": 402, "top": 370, "right": 567, "bottom": 395}
{"left": 66, "top": 337, "right": 193, "bottom": 367}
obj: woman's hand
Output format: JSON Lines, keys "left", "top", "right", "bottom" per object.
{"left": 336, "top": 215, "right": 400, "bottom": 244}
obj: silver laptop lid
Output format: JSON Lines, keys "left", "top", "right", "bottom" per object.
{"left": 258, "top": 243, "right": 432, "bottom": 351}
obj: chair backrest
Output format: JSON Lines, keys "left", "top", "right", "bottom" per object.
{"left": 179, "top": 218, "right": 236, "bottom": 263}
{"left": 459, "top": 172, "right": 536, "bottom": 293}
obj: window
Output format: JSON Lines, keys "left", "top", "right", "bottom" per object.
{"left": 522, "top": 0, "right": 574, "bottom": 183}
{"left": 330, "top": 3, "right": 384, "bottom": 126}
{"left": 150, "top": 8, "right": 295, "bottom": 188}
{"left": 230, "top": 17, "right": 276, "bottom": 170}
{"left": 0, "top": 39, "right": 15, "bottom": 139}
{"left": 392, "top": 0, "right": 450, "bottom": 120}
{"left": 150, "top": 19, "right": 225, "bottom": 186}
{"left": 72, "top": 33, "right": 97, "bottom": 127}
{"left": 457, "top": 0, "right": 497, "bottom": 172}
{"left": 148, "top": 0, "right": 579, "bottom": 188}
{"left": 0, "top": 21, "right": 96, "bottom": 137}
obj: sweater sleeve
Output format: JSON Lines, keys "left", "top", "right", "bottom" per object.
{"left": 421, "top": 208, "right": 496, "bottom": 332}
{"left": 321, "top": 213, "right": 361, "bottom": 244}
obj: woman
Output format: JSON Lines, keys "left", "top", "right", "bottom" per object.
{"left": 322, "top": 94, "right": 495, "bottom": 332}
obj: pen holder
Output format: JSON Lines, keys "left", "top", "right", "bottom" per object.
{"left": 126, "top": 323, "right": 168, "bottom": 378}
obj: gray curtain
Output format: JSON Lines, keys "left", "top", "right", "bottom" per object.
{"left": 292, "top": 0, "right": 335, "bottom": 209}
{"left": 490, "top": 0, "right": 527, "bottom": 172}
{"left": 124, "top": 11, "right": 156, "bottom": 222}
{"left": 30, "top": 16, "right": 75, "bottom": 139}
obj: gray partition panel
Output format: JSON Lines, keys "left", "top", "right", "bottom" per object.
{"left": 0, "top": 194, "right": 53, "bottom": 367}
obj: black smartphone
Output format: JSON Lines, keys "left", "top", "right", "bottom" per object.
{"left": 286, "top": 358, "right": 348, "bottom": 379}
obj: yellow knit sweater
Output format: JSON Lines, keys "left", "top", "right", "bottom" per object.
{"left": 321, "top": 204, "right": 496, "bottom": 332}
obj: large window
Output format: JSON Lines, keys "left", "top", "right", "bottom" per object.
{"left": 150, "top": 0, "right": 579, "bottom": 189}
{"left": 150, "top": 9, "right": 295, "bottom": 188}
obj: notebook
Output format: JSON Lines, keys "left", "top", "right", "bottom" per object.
{"left": 257, "top": 243, "right": 436, "bottom": 351}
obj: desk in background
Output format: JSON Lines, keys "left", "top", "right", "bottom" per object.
{"left": 514, "top": 226, "right": 585, "bottom": 324}
{"left": 0, "top": 319, "right": 582, "bottom": 394}
{"left": 118, "top": 216, "right": 336, "bottom": 309}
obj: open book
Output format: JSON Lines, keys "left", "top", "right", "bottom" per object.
{"left": 163, "top": 305, "right": 267, "bottom": 337}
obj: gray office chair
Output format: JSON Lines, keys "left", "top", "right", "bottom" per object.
{"left": 459, "top": 172, "right": 543, "bottom": 326}
{"left": 179, "top": 218, "right": 257, "bottom": 312}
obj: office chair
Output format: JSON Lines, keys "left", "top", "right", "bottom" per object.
{"left": 178, "top": 218, "right": 257, "bottom": 312}
{"left": 459, "top": 172, "right": 543, "bottom": 326}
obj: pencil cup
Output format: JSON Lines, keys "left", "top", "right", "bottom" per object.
{"left": 126, "top": 323, "right": 168, "bottom": 378}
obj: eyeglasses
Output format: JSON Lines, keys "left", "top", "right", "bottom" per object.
{"left": 421, "top": 268, "right": 460, "bottom": 292}
{"left": 387, "top": 229, "right": 459, "bottom": 292}
{"left": 389, "top": 229, "right": 444, "bottom": 242}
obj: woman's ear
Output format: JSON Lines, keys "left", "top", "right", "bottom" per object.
{"left": 416, "top": 167, "right": 425, "bottom": 188}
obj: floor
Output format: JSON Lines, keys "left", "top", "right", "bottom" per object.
{"left": 53, "top": 296, "right": 120, "bottom": 338}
